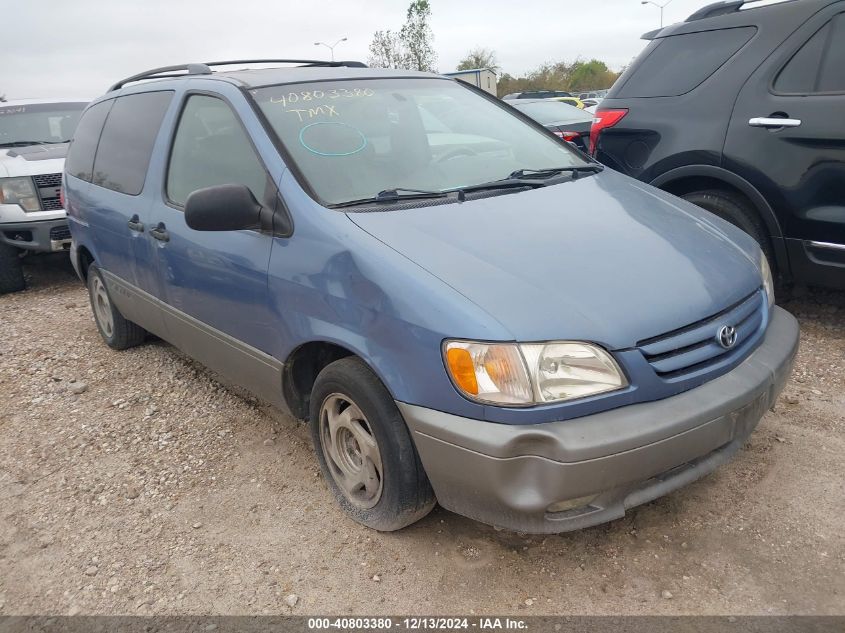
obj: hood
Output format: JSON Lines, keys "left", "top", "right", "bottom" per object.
{"left": 0, "top": 143, "right": 68, "bottom": 178}
{"left": 347, "top": 170, "right": 762, "bottom": 349}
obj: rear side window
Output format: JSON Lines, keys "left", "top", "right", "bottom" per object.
{"left": 166, "top": 95, "right": 267, "bottom": 207}
{"left": 615, "top": 27, "right": 756, "bottom": 98}
{"left": 774, "top": 13, "right": 845, "bottom": 94}
{"left": 92, "top": 91, "right": 173, "bottom": 195}
{"left": 65, "top": 100, "right": 113, "bottom": 182}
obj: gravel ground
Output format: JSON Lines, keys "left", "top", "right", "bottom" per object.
{"left": 0, "top": 255, "right": 842, "bottom": 616}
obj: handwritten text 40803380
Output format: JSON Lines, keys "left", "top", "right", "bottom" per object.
{"left": 269, "top": 88, "right": 376, "bottom": 108}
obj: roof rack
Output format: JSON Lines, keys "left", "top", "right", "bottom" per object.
{"left": 107, "top": 59, "right": 368, "bottom": 92}
{"left": 686, "top": 0, "right": 793, "bottom": 22}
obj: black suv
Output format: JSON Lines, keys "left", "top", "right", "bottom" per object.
{"left": 593, "top": 0, "right": 845, "bottom": 290}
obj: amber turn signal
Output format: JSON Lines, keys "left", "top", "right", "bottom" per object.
{"left": 445, "top": 347, "right": 479, "bottom": 395}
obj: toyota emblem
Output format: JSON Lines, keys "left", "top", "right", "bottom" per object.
{"left": 717, "top": 325, "right": 738, "bottom": 349}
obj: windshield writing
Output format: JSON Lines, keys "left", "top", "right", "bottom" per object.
{"left": 253, "top": 79, "right": 586, "bottom": 206}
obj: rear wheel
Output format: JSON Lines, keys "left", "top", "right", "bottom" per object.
{"left": 86, "top": 264, "right": 147, "bottom": 350}
{"left": 0, "top": 242, "right": 26, "bottom": 295}
{"left": 309, "top": 357, "right": 436, "bottom": 531}
{"left": 681, "top": 189, "right": 774, "bottom": 267}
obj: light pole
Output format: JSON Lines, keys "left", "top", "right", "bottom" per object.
{"left": 641, "top": 0, "right": 674, "bottom": 27}
{"left": 314, "top": 37, "right": 348, "bottom": 62}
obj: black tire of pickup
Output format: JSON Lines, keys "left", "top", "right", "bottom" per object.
{"left": 0, "top": 241, "right": 26, "bottom": 295}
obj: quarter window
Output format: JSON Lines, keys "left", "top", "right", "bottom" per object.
{"left": 775, "top": 13, "right": 845, "bottom": 94}
{"left": 65, "top": 100, "right": 113, "bottom": 183}
{"left": 615, "top": 27, "right": 756, "bottom": 98}
{"left": 92, "top": 91, "right": 173, "bottom": 195}
{"left": 166, "top": 95, "right": 267, "bottom": 207}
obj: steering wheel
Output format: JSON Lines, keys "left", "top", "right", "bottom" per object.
{"left": 435, "top": 147, "right": 478, "bottom": 163}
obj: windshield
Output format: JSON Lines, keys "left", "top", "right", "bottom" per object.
{"left": 511, "top": 101, "right": 590, "bottom": 125}
{"left": 0, "top": 102, "right": 86, "bottom": 147}
{"left": 252, "top": 78, "right": 588, "bottom": 206}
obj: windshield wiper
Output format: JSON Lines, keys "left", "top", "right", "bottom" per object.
{"left": 507, "top": 165, "right": 604, "bottom": 180}
{"left": 332, "top": 166, "right": 605, "bottom": 208}
{"left": 334, "top": 187, "right": 448, "bottom": 208}
{"left": 0, "top": 140, "right": 69, "bottom": 148}
{"left": 447, "top": 165, "right": 605, "bottom": 199}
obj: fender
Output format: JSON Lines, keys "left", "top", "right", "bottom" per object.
{"left": 649, "top": 165, "right": 790, "bottom": 276}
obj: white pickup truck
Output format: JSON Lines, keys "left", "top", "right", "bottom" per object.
{"left": 0, "top": 99, "right": 87, "bottom": 293}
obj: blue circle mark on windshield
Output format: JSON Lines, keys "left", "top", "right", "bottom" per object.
{"left": 299, "top": 121, "right": 367, "bottom": 157}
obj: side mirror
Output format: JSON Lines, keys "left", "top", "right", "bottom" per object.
{"left": 184, "top": 184, "right": 262, "bottom": 232}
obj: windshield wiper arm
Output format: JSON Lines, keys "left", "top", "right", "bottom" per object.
{"left": 507, "top": 165, "right": 604, "bottom": 180}
{"left": 333, "top": 187, "right": 449, "bottom": 208}
{"left": 333, "top": 167, "right": 605, "bottom": 208}
{"left": 0, "top": 139, "right": 69, "bottom": 148}
{"left": 0, "top": 140, "right": 49, "bottom": 148}
{"left": 449, "top": 165, "right": 606, "bottom": 198}
{"left": 376, "top": 187, "right": 448, "bottom": 201}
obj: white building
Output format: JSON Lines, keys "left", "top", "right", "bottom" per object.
{"left": 443, "top": 68, "right": 498, "bottom": 96}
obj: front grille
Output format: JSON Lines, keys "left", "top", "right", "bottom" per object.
{"left": 41, "top": 198, "right": 64, "bottom": 211}
{"left": 33, "top": 173, "right": 63, "bottom": 211}
{"left": 49, "top": 225, "right": 71, "bottom": 241}
{"left": 33, "top": 173, "right": 63, "bottom": 188}
{"left": 638, "top": 290, "right": 765, "bottom": 379}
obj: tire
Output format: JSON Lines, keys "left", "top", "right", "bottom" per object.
{"left": 0, "top": 241, "right": 26, "bottom": 295}
{"left": 309, "top": 357, "right": 436, "bottom": 531}
{"left": 681, "top": 189, "right": 774, "bottom": 268}
{"left": 86, "top": 264, "right": 147, "bottom": 350}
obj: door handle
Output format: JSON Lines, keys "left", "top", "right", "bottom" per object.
{"left": 748, "top": 117, "right": 801, "bottom": 129}
{"left": 127, "top": 214, "right": 144, "bottom": 232}
{"left": 149, "top": 222, "right": 170, "bottom": 242}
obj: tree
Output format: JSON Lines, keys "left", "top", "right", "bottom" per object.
{"left": 368, "top": 0, "right": 437, "bottom": 71}
{"left": 369, "top": 30, "right": 405, "bottom": 69}
{"left": 400, "top": 0, "right": 437, "bottom": 72}
{"left": 0, "top": 94, "right": 6, "bottom": 103}
{"left": 567, "top": 59, "right": 618, "bottom": 92}
{"left": 496, "top": 58, "right": 621, "bottom": 97}
{"left": 457, "top": 47, "right": 498, "bottom": 72}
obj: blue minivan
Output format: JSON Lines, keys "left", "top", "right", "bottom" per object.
{"left": 65, "top": 60, "right": 799, "bottom": 533}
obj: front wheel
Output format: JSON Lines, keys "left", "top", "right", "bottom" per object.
{"left": 86, "top": 264, "right": 147, "bottom": 350}
{"left": 309, "top": 357, "right": 436, "bottom": 531}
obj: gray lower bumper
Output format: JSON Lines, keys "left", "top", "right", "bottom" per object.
{"left": 399, "top": 307, "right": 799, "bottom": 534}
{"left": 0, "top": 218, "right": 71, "bottom": 253}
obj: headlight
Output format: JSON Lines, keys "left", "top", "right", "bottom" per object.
{"left": 444, "top": 340, "right": 627, "bottom": 406}
{"left": 760, "top": 252, "right": 775, "bottom": 308}
{"left": 0, "top": 177, "right": 40, "bottom": 211}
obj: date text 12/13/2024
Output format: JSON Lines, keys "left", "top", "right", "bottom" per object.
{"left": 307, "top": 618, "right": 529, "bottom": 630}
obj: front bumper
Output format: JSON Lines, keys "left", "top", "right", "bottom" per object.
{"left": 399, "top": 307, "right": 799, "bottom": 533}
{"left": 0, "top": 217, "right": 71, "bottom": 253}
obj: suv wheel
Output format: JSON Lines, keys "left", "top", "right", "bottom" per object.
{"left": 0, "top": 242, "right": 26, "bottom": 295}
{"left": 309, "top": 357, "right": 436, "bottom": 531}
{"left": 86, "top": 264, "right": 147, "bottom": 350}
{"left": 682, "top": 190, "right": 774, "bottom": 266}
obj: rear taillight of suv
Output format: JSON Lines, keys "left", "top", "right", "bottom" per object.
{"left": 554, "top": 130, "right": 581, "bottom": 142}
{"left": 589, "top": 109, "right": 628, "bottom": 155}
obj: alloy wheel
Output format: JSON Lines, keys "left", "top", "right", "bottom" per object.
{"left": 91, "top": 276, "right": 115, "bottom": 338}
{"left": 319, "top": 393, "right": 384, "bottom": 509}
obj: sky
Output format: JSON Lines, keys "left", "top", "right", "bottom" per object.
{"left": 3, "top": 0, "right": 711, "bottom": 100}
